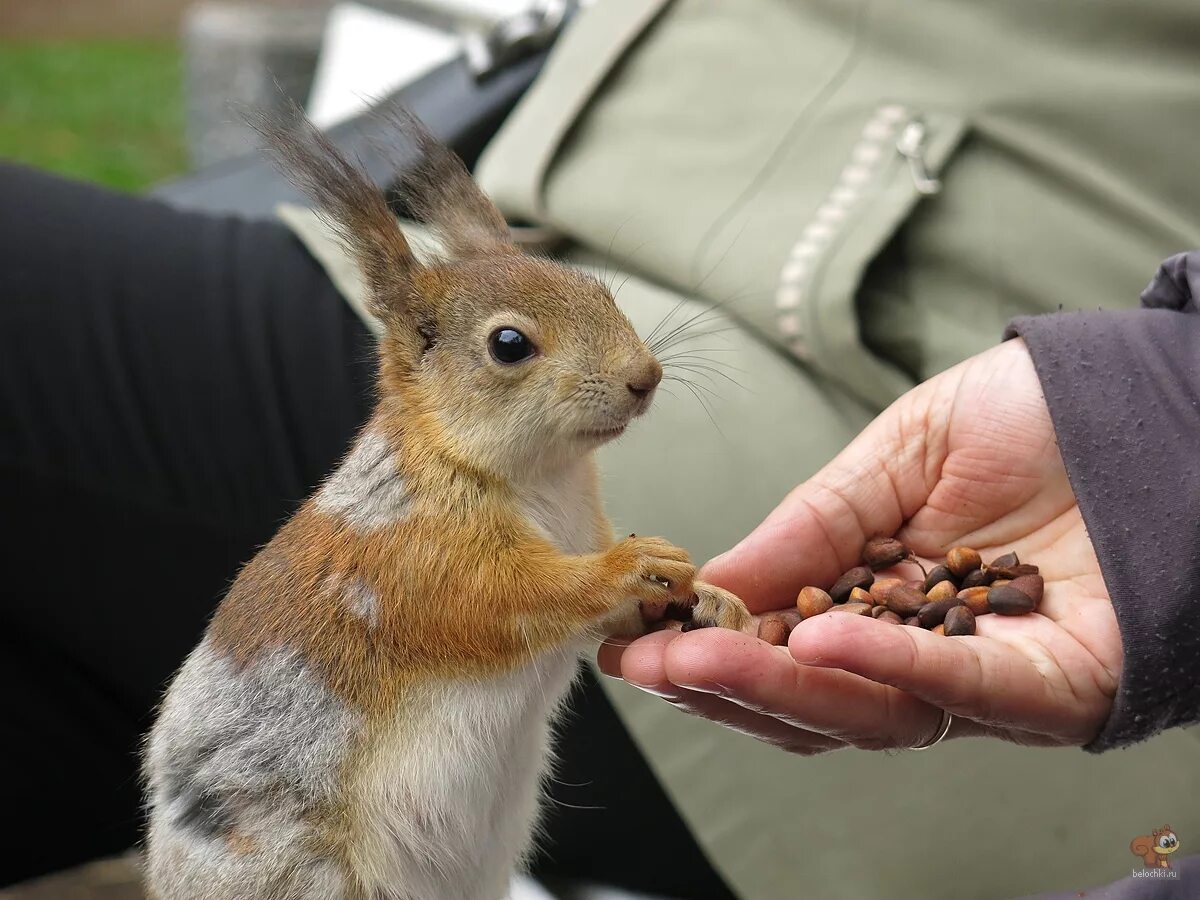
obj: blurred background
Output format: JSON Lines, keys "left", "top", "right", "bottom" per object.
{"left": 0, "top": 0, "right": 537, "bottom": 191}
{"left": 0, "top": 0, "right": 197, "bottom": 190}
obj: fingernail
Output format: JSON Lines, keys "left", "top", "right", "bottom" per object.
{"left": 672, "top": 679, "right": 729, "bottom": 696}
{"left": 788, "top": 643, "right": 823, "bottom": 665}
{"left": 626, "top": 681, "right": 684, "bottom": 700}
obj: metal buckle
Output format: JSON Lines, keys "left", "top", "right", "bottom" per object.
{"left": 463, "top": 0, "right": 574, "bottom": 80}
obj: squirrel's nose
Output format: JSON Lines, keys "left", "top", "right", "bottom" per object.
{"left": 626, "top": 358, "right": 663, "bottom": 399}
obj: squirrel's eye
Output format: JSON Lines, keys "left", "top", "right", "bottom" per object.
{"left": 1158, "top": 836, "right": 1171, "bottom": 847}
{"left": 489, "top": 328, "right": 535, "bottom": 364}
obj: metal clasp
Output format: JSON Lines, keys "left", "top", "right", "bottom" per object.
{"left": 896, "top": 119, "right": 942, "bottom": 195}
{"left": 464, "top": 0, "right": 574, "bottom": 80}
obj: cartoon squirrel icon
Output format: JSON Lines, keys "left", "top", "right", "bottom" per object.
{"left": 1131, "top": 826, "right": 1180, "bottom": 868}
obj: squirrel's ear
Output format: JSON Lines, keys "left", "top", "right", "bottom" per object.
{"left": 387, "top": 107, "right": 517, "bottom": 260}
{"left": 254, "top": 111, "right": 426, "bottom": 328}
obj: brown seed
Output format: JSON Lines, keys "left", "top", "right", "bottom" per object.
{"left": 877, "top": 610, "right": 904, "bottom": 625}
{"left": 849, "top": 586, "right": 874, "bottom": 606}
{"left": 862, "top": 536, "right": 909, "bottom": 570}
{"left": 988, "top": 563, "right": 1040, "bottom": 580}
{"left": 991, "top": 578, "right": 1011, "bottom": 587}
{"left": 944, "top": 606, "right": 976, "bottom": 636}
{"left": 960, "top": 568, "right": 992, "bottom": 589}
{"left": 988, "top": 551, "right": 1020, "bottom": 569}
{"left": 956, "top": 586, "right": 992, "bottom": 617}
{"left": 797, "top": 586, "right": 834, "bottom": 619}
{"left": 758, "top": 615, "right": 791, "bottom": 646}
{"left": 777, "top": 609, "right": 804, "bottom": 630}
{"left": 829, "top": 566, "right": 874, "bottom": 604}
{"left": 926, "top": 580, "right": 958, "bottom": 604}
{"left": 904, "top": 615, "right": 921, "bottom": 626}
{"left": 931, "top": 624, "right": 946, "bottom": 636}
{"left": 917, "top": 597, "right": 964, "bottom": 628}
{"left": 987, "top": 584, "right": 1037, "bottom": 615}
{"left": 871, "top": 605, "right": 890, "bottom": 619}
{"left": 870, "top": 577, "right": 904, "bottom": 605}
{"left": 946, "top": 547, "right": 982, "bottom": 577}
{"left": 886, "top": 584, "right": 929, "bottom": 616}
{"left": 829, "top": 601, "right": 873, "bottom": 616}
{"left": 922, "top": 565, "right": 956, "bottom": 593}
{"left": 1008, "top": 574, "right": 1045, "bottom": 607}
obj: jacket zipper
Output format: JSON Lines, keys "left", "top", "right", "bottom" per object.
{"left": 774, "top": 106, "right": 940, "bottom": 359}
{"left": 896, "top": 119, "right": 942, "bottom": 195}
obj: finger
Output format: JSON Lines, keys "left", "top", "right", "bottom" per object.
{"left": 656, "top": 628, "right": 973, "bottom": 750}
{"left": 607, "top": 632, "right": 844, "bottom": 754}
{"left": 596, "top": 630, "right": 670, "bottom": 678}
{"left": 787, "top": 612, "right": 1104, "bottom": 742}
{"left": 699, "top": 389, "right": 952, "bottom": 612}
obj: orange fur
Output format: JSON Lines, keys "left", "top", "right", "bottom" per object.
{"left": 207, "top": 413, "right": 684, "bottom": 715}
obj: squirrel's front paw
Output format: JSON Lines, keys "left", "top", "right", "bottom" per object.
{"left": 689, "top": 581, "right": 753, "bottom": 632}
{"left": 609, "top": 535, "right": 696, "bottom": 605}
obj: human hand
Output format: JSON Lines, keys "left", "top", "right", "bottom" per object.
{"left": 598, "top": 339, "right": 1120, "bottom": 752}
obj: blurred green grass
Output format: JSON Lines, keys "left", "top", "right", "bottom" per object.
{"left": 0, "top": 41, "right": 187, "bottom": 191}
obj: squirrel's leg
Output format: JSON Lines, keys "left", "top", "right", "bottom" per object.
{"left": 504, "top": 535, "right": 751, "bottom": 647}
{"left": 580, "top": 514, "right": 752, "bottom": 635}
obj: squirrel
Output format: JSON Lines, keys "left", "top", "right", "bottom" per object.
{"left": 1130, "top": 826, "right": 1179, "bottom": 868}
{"left": 142, "top": 108, "right": 751, "bottom": 900}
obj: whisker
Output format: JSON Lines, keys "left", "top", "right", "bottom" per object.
{"left": 643, "top": 297, "right": 692, "bottom": 348}
{"left": 652, "top": 325, "right": 740, "bottom": 355}
{"left": 665, "top": 362, "right": 751, "bottom": 393}
{"left": 672, "top": 377, "right": 725, "bottom": 437}
{"left": 664, "top": 372, "right": 723, "bottom": 401}
{"left": 648, "top": 307, "right": 729, "bottom": 355}
{"left": 612, "top": 271, "right": 636, "bottom": 301}
{"left": 657, "top": 346, "right": 741, "bottom": 360}
{"left": 545, "top": 797, "right": 606, "bottom": 812}
{"left": 692, "top": 216, "right": 751, "bottom": 294}
{"left": 599, "top": 215, "right": 635, "bottom": 293}
{"left": 659, "top": 351, "right": 748, "bottom": 373}
{"left": 651, "top": 309, "right": 733, "bottom": 343}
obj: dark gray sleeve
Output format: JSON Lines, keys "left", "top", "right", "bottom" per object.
{"left": 1004, "top": 250, "right": 1200, "bottom": 753}
{"left": 1020, "top": 852, "right": 1199, "bottom": 899}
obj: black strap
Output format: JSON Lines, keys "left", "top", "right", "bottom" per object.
{"left": 152, "top": 51, "right": 548, "bottom": 220}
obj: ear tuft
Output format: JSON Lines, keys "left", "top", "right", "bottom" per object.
{"left": 251, "top": 107, "right": 417, "bottom": 312}
{"left": 383, "top": 107, "right": 517, "bottom": 260}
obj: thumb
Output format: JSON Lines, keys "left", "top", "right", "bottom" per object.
{"left": 700, "top": 394, "right": 943, "bottom": 613}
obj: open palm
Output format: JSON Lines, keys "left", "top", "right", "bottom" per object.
{"left": 599, "top": 339, "right": 1121, "bottom": 752}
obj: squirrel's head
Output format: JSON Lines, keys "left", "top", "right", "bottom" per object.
{"left": 261, "top": 109, "right": 661, "bottom": 480}
{"left": 1153, "top": 827, "right": 1179, "bottom": 856}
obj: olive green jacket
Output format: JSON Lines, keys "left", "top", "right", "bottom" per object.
{"left": 284, "top": 2, "right": 1200, "bottom": 897}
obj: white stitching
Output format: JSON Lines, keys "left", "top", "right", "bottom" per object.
{"left": 773, "top": 104, "right": 907, "bottom": 360}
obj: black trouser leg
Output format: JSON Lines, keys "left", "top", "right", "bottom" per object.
{"left": 0, "top": 162, "right": 378, "bottom": 885}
